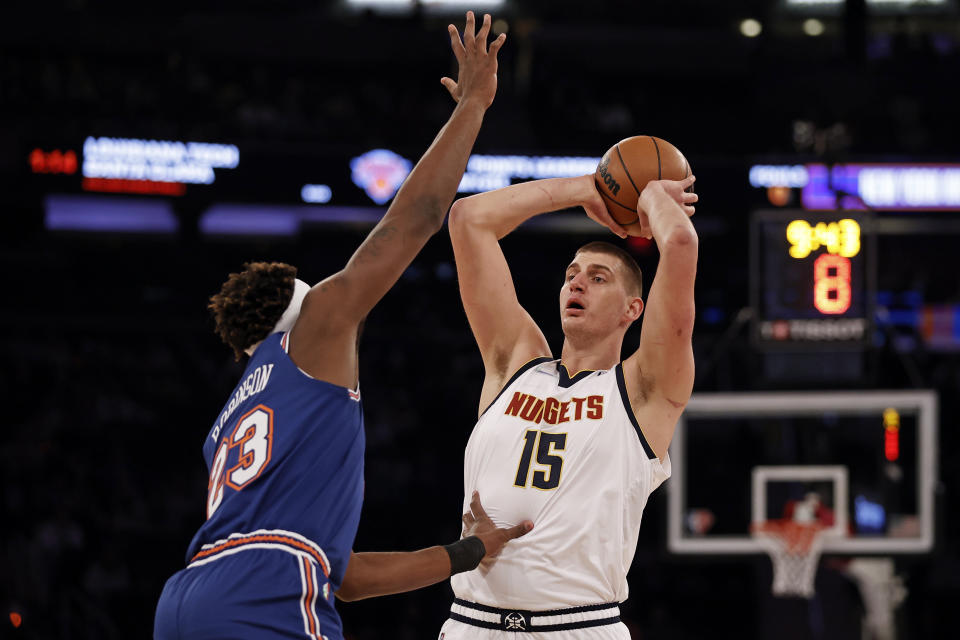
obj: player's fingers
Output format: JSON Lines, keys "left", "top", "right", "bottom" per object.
{"left": 488, "top": 32, "right": 506, "bottom": 56}
{"left": 634, "top": 213, "right": 653, "bottom": 239}
{"left": 683, "top": 205, "right": 696, "bottom": 216}
{"left": 503, "top": 520, "right": 534, "bottom": 541}
{"left": 601, "top": 213, "right": 630, "bottom": 239}
{"left": 440, "top": 77, "right": 459, "bottom": 101}
{"left": 470, "top": 491, "right": 490, "bottom": 521}
{"left": 681, "top": 174, "right": 696, "bottom": 189}
{"left": 447, "top": 24, "right": 465, "bottom": 62}
{"left": 463, "top": 11, "right": 476, "bottom": 47}
{"left": 682, "top": 191, "right": 699, "bottom": 204}
{"left": 476, "top": 13, "right": 491, "bottom": 51}
{"left": 462, "top": 511, "right": 476, "bottom": 529}
{"left": 596, "top": 214, "right": 629, "bottom": 239}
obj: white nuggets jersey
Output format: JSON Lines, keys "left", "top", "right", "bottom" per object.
{"left": 452, "top": 358, "right": 671, "bottom": 609}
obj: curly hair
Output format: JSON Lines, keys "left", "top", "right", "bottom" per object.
{"left": 209, "top": 261, "right": 298, "bottom": 360}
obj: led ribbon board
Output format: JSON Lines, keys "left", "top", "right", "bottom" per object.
{"left": 749, "top": 163, "right": 960, "bottom": 211}
{"left": 81, "top": 136, "right": 239, "bottom": 196}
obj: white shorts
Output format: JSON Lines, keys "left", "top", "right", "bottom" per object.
{"left": 438, "top": 618, "right": 630, "bottom": 640}
{"left": 438, "top": 599, "right": 630, "bottom": 640}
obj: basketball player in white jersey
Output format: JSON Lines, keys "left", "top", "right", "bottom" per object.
{"left": 439, "top": 172, "right": 698, "bottom": 638}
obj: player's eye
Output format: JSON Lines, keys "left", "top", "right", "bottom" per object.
{"left": 593, "top": 276, "right": 605, "bottom": 283}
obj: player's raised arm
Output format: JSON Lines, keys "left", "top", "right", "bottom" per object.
{"left": 448, "top": 175, "right": 627, "bottom": 414}
{"left": 623, "top": 176, "right": 699, "bottom": 457}
{"left": 335, "top": 494, "right": 532, "bottom": 602}
{"left": 289, "top": 13, "right": 505, "bottom": 386}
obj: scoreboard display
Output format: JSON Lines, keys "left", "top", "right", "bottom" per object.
{"left": 751, "top": 210, "right": 875, "bottom": 348}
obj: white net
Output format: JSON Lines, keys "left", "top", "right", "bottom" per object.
{"left": 753, "top": 520, "right": 828, "bottom": 598}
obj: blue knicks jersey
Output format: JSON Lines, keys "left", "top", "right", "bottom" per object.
{"left": 186, "top": 331, "right": 365, "bottom": 592}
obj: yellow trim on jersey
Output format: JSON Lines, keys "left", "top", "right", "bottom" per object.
{"left": 557, "top": 362, "right": 596, "bottom": 378}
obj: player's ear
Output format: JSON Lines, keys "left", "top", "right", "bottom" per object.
{"left": 625, "top": 297, "right": 643, "bottom": 323}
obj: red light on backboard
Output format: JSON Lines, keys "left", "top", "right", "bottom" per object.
{"left": 883, "top": 408, "right": 900, "bottom": 462}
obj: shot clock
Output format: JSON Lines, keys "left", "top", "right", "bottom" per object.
{"left": 750, "top": 210, "right": 875, "bottom": 348}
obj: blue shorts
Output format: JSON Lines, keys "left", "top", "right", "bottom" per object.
{"left": 155, "top": 533, "right": 341, "bottom": 640}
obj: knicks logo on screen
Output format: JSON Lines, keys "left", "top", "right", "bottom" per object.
{"left": 350, "top": 149, "right": 412, "bottom": 205}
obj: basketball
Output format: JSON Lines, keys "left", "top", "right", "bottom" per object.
{"left": 594, "top": 135, "right": 693, "bottom": 230}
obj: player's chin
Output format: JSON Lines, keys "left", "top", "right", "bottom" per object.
{"left": 560, "top": 312, "right": 587, "bottom": 330}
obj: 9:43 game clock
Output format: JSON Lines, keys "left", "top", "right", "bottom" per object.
{"left": 750, "top": 210, "right": 875, "bottom": 348}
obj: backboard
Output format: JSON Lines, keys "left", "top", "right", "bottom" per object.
{"left": 667, "top": 391, "right": 937, "bottom": 555}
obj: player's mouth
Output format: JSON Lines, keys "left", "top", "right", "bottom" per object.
{"left": 565, "top": 299, "right": 586, "bottom": 315}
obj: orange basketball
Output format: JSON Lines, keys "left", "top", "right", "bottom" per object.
{"left": 594, "top": 135, "right": 692, "bottom": 230}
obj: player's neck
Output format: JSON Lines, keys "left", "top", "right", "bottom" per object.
{"left": 559, "top": 334, "right": 622, "bottom": 374}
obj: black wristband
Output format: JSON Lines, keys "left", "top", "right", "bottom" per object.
{"left": 444, "top": 536, "right": 487, "bottom": 575}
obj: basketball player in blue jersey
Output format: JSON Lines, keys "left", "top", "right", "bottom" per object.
{"left": 154, "top": 13, "right": 532, "bottom": 640}
{"left": 439, "top": 173, "right": 698, "bottom": 638}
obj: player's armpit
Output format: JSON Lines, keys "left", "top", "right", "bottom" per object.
{"left": 477, "top": 353, "right": 553, "bottom": 418}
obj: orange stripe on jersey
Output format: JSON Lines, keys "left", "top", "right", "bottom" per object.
{"left": 281, "top": 332, "right": 290, "bottom": 353}
{"left": 191, "top": 533, "right": 330, "bottom": 576}
{"left": 302, "top": 556, "right": 319, "bottom": 638}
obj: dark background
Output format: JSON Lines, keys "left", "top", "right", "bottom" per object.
{"left": 2, "top": 0, "right": 959, "bottom": 638}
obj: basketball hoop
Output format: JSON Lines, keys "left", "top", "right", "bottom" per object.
{"left": 751, "top": 519, "right": 829, "bottom": 598}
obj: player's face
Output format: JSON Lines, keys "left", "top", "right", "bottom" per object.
{"left": 559, "top": 251, "right": 637, "bottom": 338}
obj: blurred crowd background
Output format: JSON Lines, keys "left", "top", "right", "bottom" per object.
{"left": 2, "top": 1, "right": 959, "bottom": 638}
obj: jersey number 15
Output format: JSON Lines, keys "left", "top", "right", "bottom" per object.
{"left": 514, "top": 430, "right": 566, "bottom": 490}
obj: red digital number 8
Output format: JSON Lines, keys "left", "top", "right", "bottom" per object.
{"left": 813, "top": 254, "right": 852, "bottom": 314}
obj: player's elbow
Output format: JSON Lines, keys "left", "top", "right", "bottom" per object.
{"left": 662, "top": 226, "right": 698, "bottom": 250}
{"left": 416, "top": 195, "right": 448, "bottom": 235}
{"left": 335, "top": 553, "right": 368, "bottom": 602}
{"left": 334, "top": 578, "right": 371, "bottom": 602}
{"left": 447, "top": 198, "right": 472, "bottom": 237}
{"left": 389, "top": 192, "right": 447, "bottom": 236}
{"left": 447, "top": 197, "right": 488, "bottom": 237}
{"left": 660, "top": 227, "right": 699, "bottom": 266}
{"left": 334, "top": 586, "right": 361, "bottom": 602}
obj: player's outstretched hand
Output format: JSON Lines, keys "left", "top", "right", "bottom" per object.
{"left": 577, "top": 174, "right": 629, "bottom": 239}
{"left": 441, "top": 12, "right": 506, "bottom": 109}
{"left": 462, "top": 491, "right": 532, "bottom": 562}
